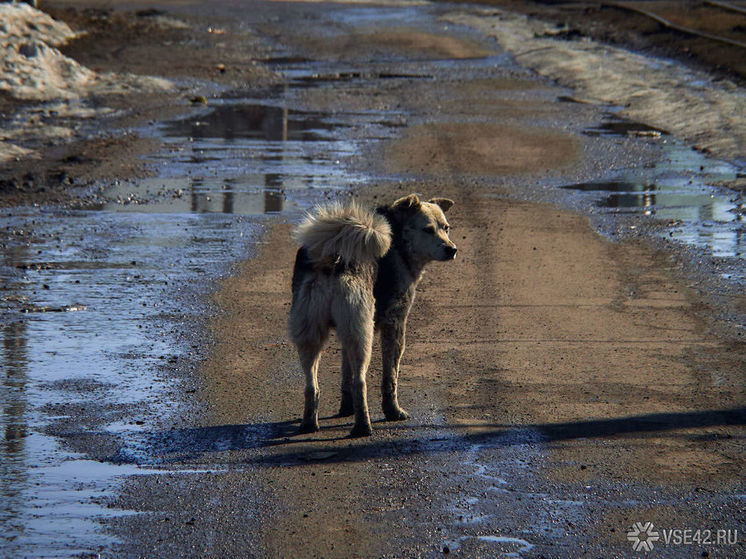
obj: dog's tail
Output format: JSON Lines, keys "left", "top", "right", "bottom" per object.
{"left": 294, "top": 202, "right": 391, "bottom": 265}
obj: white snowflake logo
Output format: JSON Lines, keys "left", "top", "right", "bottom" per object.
{"left": 627, "top": 521, "right": 660, "bottom": 551}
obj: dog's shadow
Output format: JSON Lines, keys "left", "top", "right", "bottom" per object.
{"left": 144, "top": 416, "right": 356, "bottom": 462}
{"left": 142, "top": 407, "right": 746, "bottom": 467}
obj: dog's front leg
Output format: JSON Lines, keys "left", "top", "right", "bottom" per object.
{"left": 380, "top": 323, "right": 410, "bottom": 421}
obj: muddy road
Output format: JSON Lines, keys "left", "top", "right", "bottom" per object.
{"left": 1, "top": 1, "right": 744, "bottom": 558}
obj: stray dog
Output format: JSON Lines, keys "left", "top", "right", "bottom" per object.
{"left": 288, "top": 194, "right": 457, "bottom": 437}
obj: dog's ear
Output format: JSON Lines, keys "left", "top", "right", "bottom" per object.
{"left": 428, "top": 198, "right": 454, "bottom": 213}
{"left": 390, "top": 193, "right": 421, "bottom": 213}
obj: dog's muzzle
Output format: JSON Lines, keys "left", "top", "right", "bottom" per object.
{"left": 444, "top": 245, "right": 458, "bottom": 260}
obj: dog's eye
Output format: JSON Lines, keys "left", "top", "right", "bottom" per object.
{"left": 444, "top": 224, "right": 450, "bottom": 233}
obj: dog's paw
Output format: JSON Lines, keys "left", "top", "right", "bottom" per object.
{"left": 349, "top": 422, "right": 373, "bottom": 438}
{"left": 299, "top": 421, "right": 320, "bottom": 434}
{"left": 384, "top": 406, "right": 410, "bottom": 421}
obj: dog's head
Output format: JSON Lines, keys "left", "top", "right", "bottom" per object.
{"left": 383, "top": 193, "right": 457, "bottom": 263}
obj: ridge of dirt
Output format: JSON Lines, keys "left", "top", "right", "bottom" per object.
{"left": 445, "top": 0, "right": 746, "bottom": 84}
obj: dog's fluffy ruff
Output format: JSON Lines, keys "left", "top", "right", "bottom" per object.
{"left": 294, "top": 202, "right": 392, "bottom": 265}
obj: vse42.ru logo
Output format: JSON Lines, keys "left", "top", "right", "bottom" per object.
{"left": 628, "top": 522, "right": 738, "bottom": 552}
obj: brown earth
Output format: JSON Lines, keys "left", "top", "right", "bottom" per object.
{"left": 204, "top": 200, "right": 743, "bottom": 557}
{"left": 280, "top": 27, "right": 495, "bottom": 61}
{"left": 48, "top": 2, "right": 277, "bottom": 88}
{"left": 0, "top": 133, "right": 160, "bottom": 207}
{"left": 382, "top": 122, "right": 581, "bottom": 176}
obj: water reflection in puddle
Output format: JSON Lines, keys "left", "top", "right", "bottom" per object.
{"left": 161, "top": 102, "right": 350, "bottom": 142}
{"left": 582, "top": 116, "right": 667, "bottom": 138}
{"left": 564, "top": 124, "right": 744, "bottom": 261}
{"left": 105, "top": 100, "right": 403, "bottom": 214}
{"left": 105, "top": 177, "right": 290, "bottom": 215}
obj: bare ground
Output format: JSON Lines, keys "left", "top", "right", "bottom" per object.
{"left": 1, "top": 0, "right": 279, "bottom": 207}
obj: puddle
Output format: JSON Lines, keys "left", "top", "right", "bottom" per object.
{"left": 103, "top": 177, "right": 292, "bottom": 215}
{"left": 161, "top": 102, "right": 351, "bottom": 142}
{"left": 437, "top": 428, "right": 587, "bottom": 556}
{"left": 1, "top": 433, "right": 136, "bottom": 556}
{"left": 0, "top": 204, "right": 264, "bottom": 555}
{"left": 104, "top": 99, "right": 405, "bottom": 214}
{"left": 583, "top": 116, "right": 667, "bottom": 138}
{"left": 288, "top": 70, "right": 434, "bottom": 88}
{"left": 444, "top": 535, "right": 535, "bottom": 557}
{"left": 564, "top": 122, "right": 744, "bottom": 263}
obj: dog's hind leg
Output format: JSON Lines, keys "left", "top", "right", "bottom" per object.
{"left": 380, "top": 324, "right": 410, "bottom": 421}
{"left": 298, "top": 339, "right": 325, "bottom": 433}
{"left": 335, "top": 300, "right": 375, "bottom": 437}
{"left": 338, "top": 349, "right": 354, "bottom": 417}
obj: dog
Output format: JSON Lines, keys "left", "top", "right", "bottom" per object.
{"left": 288, "top": 194, "right": 457, "bottom": 437}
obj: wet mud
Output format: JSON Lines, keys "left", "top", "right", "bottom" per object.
{"left": 1, "top": 1, "right": 744, "bottom": 558}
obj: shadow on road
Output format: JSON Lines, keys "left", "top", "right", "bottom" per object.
{"left": 140, "top": 407, "right": 745, "bottom": 467}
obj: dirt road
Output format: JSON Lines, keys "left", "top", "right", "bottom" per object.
{"left": 185, "top": 195, "right": 743, "bottom": 558}
{"left": 1, "top": 1, "right": 744, "bottom": 558}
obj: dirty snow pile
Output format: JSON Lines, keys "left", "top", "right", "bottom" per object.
{"left": 0, "top": 3, "right": 172, "bottom": 164}
{"left": 1, "top": 3, "right": 172, "bottom": 99}
{"left": 445, "top": 10, "right": 746, "bottom": 166}
{"left": 0, "top": 2, "right": 94, "bottom": 100}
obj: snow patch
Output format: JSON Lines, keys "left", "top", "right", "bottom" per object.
{"left": 0, "top": 3, "right": 173, "bottom": 164}
{"left": 2, "top": 3, "right": 91, "bottom": 100}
